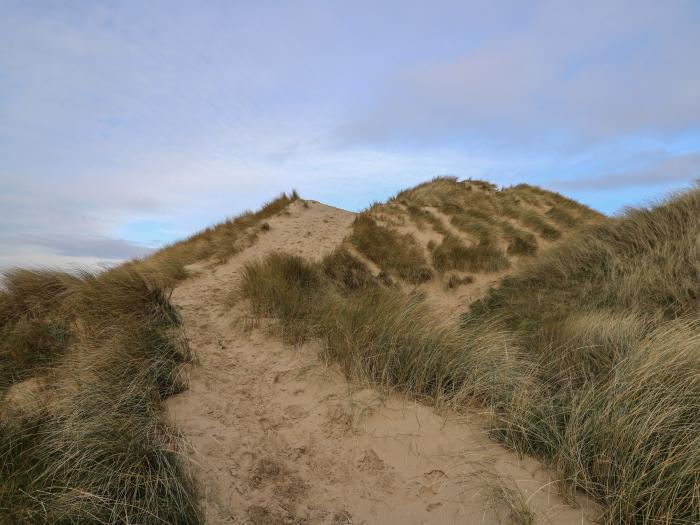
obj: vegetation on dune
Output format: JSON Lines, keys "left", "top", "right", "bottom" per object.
{"left": 0, "top": 266, "right": 200, "bottom": 524}
{"left": 461, "top": 188, "right": 700, "bottom": 524}
{"left": 350, "top": 213, "right": 433, "bottom": 284}
{"left": 403, "top": 204, "right": 450, "bottom": 236}
{"left": 0, "top": 190, "right": 302, "bottom": 523}
{"left": 0, "top": 270, "right": 77, "bottom": 391}
{"left": 500, "top": 222, "right": 538, "bottom": 256}
{"left": 515, "top": 209, "right": 562, "bottom": 240}
{"left": 449, "top": 211, "right": 499, "bottom": 245}
{"left": 321, "top": 247, "right": 377, "bottom": 292}
{"left": 241, "top": 186, "right": 700, "bottom": 525}
{"left": 432, "top": 235, "right": 510, "bottom": 273}
{"left": 545, "top": 205, "right": 579, "bottom": 229}
{"left": 147, "top": 191, "right": 299, "bottom": 273}
{"left": 240, "top": 251, "right": 499, "bottom": 397}
{"left": 444, "top": 273, "right": 474, "bottom": 291}
{"left": 371, "top": 176, "right": 603, "bottom": 283}
{"left": 7, "top": 175, "right": 698, "bottom": 524}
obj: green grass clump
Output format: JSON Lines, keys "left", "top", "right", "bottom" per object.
{"left": 444, "top": 274, "right": 474, "bottom": 291}
{"left": 432, "top": 236, "right": 510, "bottom": 273}
{"left": 516, "top": 210, "right": 561, "bottom": 240}
{"left": 321, "top": 247, "right": 376, "bottom": 292}
{"left": 500, "top": 223, "right": 538, "bottom": 256}
{"left": 350, "top": 213, "right": 433, "bottom": 284}
{"left": 241, "top": 253, "right": 321, "bottom": 344}
{"left": 0, "top": 266, "right": 201, "bottom": 523}
{"left": 240, "top": 252, "right": 521, "bottom": 405}
{"left": 545, "top": 205, "right": 579, "bottom": 229}
{"left": 464, "top": 188, "right": 700, "bottom": 524}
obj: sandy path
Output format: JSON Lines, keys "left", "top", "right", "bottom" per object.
{"left": 166, "top": 201, "right": 597, "bottom": 524}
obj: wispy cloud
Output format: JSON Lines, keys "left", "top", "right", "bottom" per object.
{"left": 554, "top": 153, "right": 700, "bottom": 190}
{"left": 0, "top": 232, "right": 152, "bottom": 271}
{"left": 338, "top": 2, "right": 700, "bottom": 148}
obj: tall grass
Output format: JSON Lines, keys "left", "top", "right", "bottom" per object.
{"left": 241, "top": 186, "right": 700, "bottom": 524}
{"left": 500, "top": 222, "right": 538, "bottom": 256}
{"left": 350, "top": 213, "right": 433, "bottom": 284}
{"left": 385, "top": 178, "right": 601, "bottom": 274}
{"left": 0, "top": 266, "right": 201, "bottom": 523}
{"left": 0, "top": 270, "right": 77, "bottom": 392}
{"left": 240, "top": 251, "right": 521, "bottom": 405}
{"left": 0, "top": 189, "right": 303, "bottom": 523}
{"left": 432, "top": 235, "right": 510, "bottom": 273}
{"left": 466, "top": 188, "right": 700, "bottom": 524}
{"left": 516, "top": 209, "right": 561, "bottom": 240}
{"left": 403, "top": 204, "right": 450, "bottom": 236}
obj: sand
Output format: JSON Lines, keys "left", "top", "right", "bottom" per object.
{"left": 166, "top": 200, "right": 598, "bottom": 524}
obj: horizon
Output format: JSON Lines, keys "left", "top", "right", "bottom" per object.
{"left": 2, "top": 1, "right": 699, "bottom": 269}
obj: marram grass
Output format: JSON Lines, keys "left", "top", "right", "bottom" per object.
{"left": 241, "top": 186, "right": 700, "bottom": 524}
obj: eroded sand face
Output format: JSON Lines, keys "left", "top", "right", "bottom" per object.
{"left": 166, "top": 200, "right": 597, "bottom": 524}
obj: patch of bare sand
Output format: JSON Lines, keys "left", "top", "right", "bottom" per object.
{"left": 166, "top": 200, "right": 598, "bottom": 524}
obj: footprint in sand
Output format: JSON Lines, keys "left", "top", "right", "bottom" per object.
{"left": 416, "top": 469, "right": 448, "bottom": 497}
{"left": 358, "top": 448, "right": 386, "bottom": 473}
{"left": 283, "top": 404, "right": 307, "bottom": 419}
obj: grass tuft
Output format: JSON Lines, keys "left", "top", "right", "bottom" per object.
{"left": 432, "top": 236, "right": 510, "bottom": 273}
{"left": 0, "top": 266, "right": 201, "bottom": 523}
{"left": 350, "top": 214, "right": 433, "bottom": 284}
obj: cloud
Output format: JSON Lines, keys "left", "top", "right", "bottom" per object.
{"left": 0, "top": 232, "right": 153, "bottom": 270}
{"left": 554, "top": 152, "right": 700, "bottom": 190}
{"left": 22, "top": 235, "right": 153, "bottom": 260}
{"left": 338, "top": 1, "right": 700, "bottom": 148}
{"left": 1, "top": 1, "right": 700, "bottom": 267}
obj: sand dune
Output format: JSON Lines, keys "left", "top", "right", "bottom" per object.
{"left": 166, "top": 200, "right": 597, "bottom": 524}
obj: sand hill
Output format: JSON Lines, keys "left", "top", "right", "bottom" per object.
{"left": 1, "top": 178, "right": 697, "bottom": 525}
{"left": 165, "top": 196, "right": 598, "bottom": 523}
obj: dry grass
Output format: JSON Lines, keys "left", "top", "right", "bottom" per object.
{"left": 0, "top": 190, "right": 302, "bottom": 523}
{"left": 485, "top": 477, "right": 537, "bottom": 525}
{"left": 466, "top": 187, "right": 700, "bottom": 524}
{"left": 321, "top": 247, "right": 377, "bottom": 292}
{"left": 500, "top": 222, "right": 538, "bottom": 256}
{"left": 241, "top": 186, "right": 700, "bottom": 524}
{"left": 0, "top": 266, "right": 200, "bottom": 523}
{"left": 516, "top": 209, "right": 561, "bottom": 240}
{"left": 444, "top": 273, "right": 474, "bottom": 291}
{"left": 403, "top": 204, "right": 450, "bottom": 236}
{"left": 240, "top": 250, "right": 526, "bottom": 407}
{"left": 350, "top": 213, "right": 433, "bottom": 284}
{"left": 373, "top": 177, "right": 602, "bottom": 282}
{"left": 432, "top": 235, "right": 510, "bottom": 273}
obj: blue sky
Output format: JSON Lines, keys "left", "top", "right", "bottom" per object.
{"left": 1, "top": 1, "right": 699, "bottom": 269}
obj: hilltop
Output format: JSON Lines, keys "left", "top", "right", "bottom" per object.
{"left": 340, "top": 176, "right": 603, "bottom": 312}
{"left": 1, "top": 178, "right": 697, "bottom": 524}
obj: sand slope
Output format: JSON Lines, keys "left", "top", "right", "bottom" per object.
{"left": 166, "top": 200, "right": 598, "bottom": 524}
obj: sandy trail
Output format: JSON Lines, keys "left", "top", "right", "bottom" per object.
{"left": 166, "top": 201, "right": 597, "bottom": 524}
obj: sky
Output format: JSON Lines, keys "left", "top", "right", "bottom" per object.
{"left": 2, "top": 0, "right": 700, "bottom": 269}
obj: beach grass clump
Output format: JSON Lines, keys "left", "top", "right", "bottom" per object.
{"left": 0, "top": 265, "right": 201, "bottom": 524}
{"left": 350, "top": 213, "right": 433, "bottom": 284}
{"left": 432, "top": 236, "right": 510, "bottom": 273}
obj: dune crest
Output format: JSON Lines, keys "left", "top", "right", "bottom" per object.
{"left": 166, "top": 199, "right": 597, "bottom": 524}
